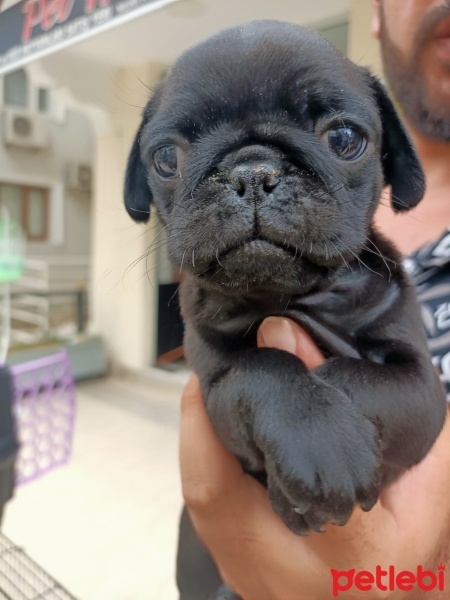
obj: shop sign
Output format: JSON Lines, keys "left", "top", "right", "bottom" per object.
{"left": 0, "top": 0, "right": 179, "bottom": 74}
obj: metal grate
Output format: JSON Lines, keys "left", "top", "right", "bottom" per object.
{"left": 0, "top": 533, "right": 79, "bottom": 599}
{"left": 10, "top": 351, "right": 76, "bottom": 485}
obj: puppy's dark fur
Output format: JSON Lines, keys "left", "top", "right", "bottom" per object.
{"left": 124, "top": 21, "right": 447, "bottom": 599}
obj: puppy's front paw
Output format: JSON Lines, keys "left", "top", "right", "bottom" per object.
{"left": 260, "top": 392, "right": 382, "bottom": 534}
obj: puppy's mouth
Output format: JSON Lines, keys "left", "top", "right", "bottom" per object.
{"left": 194, "top": 236, "right": 332, "bottom": 294}
{"left": 218, "top": 237, "right": 301, "bottom": 267}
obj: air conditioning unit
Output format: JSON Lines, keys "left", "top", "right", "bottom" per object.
{"left": 65, "top": 163, "right": 93, "bottom": 195}
{"left": 2, "top": 108, "right": 49, "bottom": 150}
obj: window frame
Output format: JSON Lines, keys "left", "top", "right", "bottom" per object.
{"left": 2, "top": 68, "right": 30, "bottom": 109}
{"left": 0, "top": 70, "right": 53, "bottom": 116}
{"left": 0, "top": 182, "right": 49, "bottom": 242}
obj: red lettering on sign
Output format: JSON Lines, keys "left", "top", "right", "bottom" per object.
{"left": 85, "top": 0, "right": 111, "bottom": 13}
{"left": 21, "top": 0, "right": 78, "bottom": 42}
{"left": 41, "top": 0, "right": 62, "bottom": 30}
{"left": 21, "top": 0, "right": 43, "bottom": 42}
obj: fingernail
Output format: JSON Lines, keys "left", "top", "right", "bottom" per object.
{"left": 258, "top": 317, "right": 298, "bottom": 354}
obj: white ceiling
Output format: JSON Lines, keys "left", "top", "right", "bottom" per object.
{"left": 62, "top": 0, "right": 350, "bottom": 66}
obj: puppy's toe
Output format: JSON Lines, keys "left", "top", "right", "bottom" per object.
{"left": 301, "top": 500, "right": 354, "bottom": 532}
{"left": 267, "top": 481, "right": 310, "bottom": 535}
{"left": 356, "top": 482, "right": 380, "bottom": 512}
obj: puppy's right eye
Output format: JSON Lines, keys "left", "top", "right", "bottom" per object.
{"left": 153, "top": 145, "right": 179, "bottom": 178}
{"left": 324, "top": 127, "right": 367, "bottom": 161}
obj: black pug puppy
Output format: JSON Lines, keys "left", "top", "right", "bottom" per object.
{"left": 124, "top": 20, "right": 447, "bottom": 599}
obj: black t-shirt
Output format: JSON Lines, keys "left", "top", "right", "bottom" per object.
{"left": 406, "top": 229, "right": 450, "bottom": 399}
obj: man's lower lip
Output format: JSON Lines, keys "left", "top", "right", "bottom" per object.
{"left": 435, "top": 37, "right": 450, "bottom": 61}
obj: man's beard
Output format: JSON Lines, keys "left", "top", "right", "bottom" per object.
{"left": 379, "top": 3, "right": 450, "bottom": 142}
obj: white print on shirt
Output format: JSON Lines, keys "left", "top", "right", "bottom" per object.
{"left": 434, "top": 303, "right": 450, "bottom": 331}
{"left": 432, "top": 233, "right": 450, "bottom": 258}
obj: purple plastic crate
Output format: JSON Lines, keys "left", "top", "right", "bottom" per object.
{"left": 10, "top": 350, "right": 76, "bottom": 485}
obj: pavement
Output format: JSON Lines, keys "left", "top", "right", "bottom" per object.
{"left": 3, "top": 372, "right": 187, "bottom": 600}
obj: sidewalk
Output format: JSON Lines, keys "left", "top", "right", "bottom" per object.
{"left": 3, "top": 374, "right": 185, "bottom": 600}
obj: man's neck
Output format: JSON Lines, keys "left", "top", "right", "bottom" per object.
{"left": 404, "top": 119, "right": 450, "bottom": 190}
{"left": 374, "top": 117, "right": 450, "bottom": 253}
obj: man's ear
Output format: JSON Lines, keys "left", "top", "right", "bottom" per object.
{"left": 124, "top": 117, "right": 152, "bottom": 223}
{"left": 371, "top": 0, "right": 382, "bottom": 39}
{"left": 369, "top": 76, "right": 425, "bottom": 212}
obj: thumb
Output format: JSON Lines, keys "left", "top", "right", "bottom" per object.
{"left": 179, "top": 374, "right": 245, "bottom": 511}
{"left": 257, "top": 317, "right": 325, "bottom": 369}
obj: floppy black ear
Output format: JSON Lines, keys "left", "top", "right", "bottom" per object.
{"left": 370, "top": 77, "right": 425, "bottom": 212}
{"left": 124, "top": 120, "right": 152, "bottom": 222}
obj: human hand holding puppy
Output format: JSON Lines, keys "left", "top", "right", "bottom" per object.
{"left": 180, "top": 317, "right": 450, "bottom": 600}
{"left": 124, "top": 21, "right": 448, "bottom": 598}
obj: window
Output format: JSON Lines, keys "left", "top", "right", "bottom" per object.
{"left": 3, "top": 69, "right": 29, "bottom": 108}
{"left": 2, "top": 69, "right": 51, "bottom": 114}
{"left": 0, "top": 183, "right": 49, "bottom": 241}
{"left": 38, "top": 88, "right": 50, "bottom": 113}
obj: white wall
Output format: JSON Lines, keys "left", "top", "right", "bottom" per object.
{"left": 0, "top": 0, "right": 21, "bottom": 10}
{"left": 91, "top": 63, "right": 165, "bottom": 370}
{"left": 348, "top": 0, "right": 382, "bottom": 74}
{"left": 0, "top": 102, "right": 94, "bottom": 258}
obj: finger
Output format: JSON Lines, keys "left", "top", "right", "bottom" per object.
{"left": 257, "top": 317, "right": 325, "bottom": 369}
{"left": 179, "top": 376, "right": 272, "bottom": 551}
{"left": 179, "top": 374, "right": 245, "bottom": 512}
{"left": 179, "top": 379, "right": 324, "bottom": 596}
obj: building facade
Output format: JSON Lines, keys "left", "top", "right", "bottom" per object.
{"left": 0, "top": 0, "right": 381, "bottom": 371}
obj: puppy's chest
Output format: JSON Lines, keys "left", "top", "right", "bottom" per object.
{"left": 212, "top": 292, "right": 364, "bottom": 359}
{"left": 181, "top": 272, "right": 400, "bottom": 360}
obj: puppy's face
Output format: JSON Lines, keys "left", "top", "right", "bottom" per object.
{"left": 125, "top": 21, "right": 424, "bottom": 295}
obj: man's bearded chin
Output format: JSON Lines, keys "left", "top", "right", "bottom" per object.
{"left": 379, "top": 6, "right": 450, "bottom": 143}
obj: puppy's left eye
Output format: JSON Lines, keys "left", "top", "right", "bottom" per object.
{"left": 153, "top": 145, "right": 181, "bottom": 178}
{"left": 324, "top": 127, "right": 367, "bottom": 161}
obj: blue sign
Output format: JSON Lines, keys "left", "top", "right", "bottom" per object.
{"left": 0, "top": 0, "right": 178, "bottom": 74}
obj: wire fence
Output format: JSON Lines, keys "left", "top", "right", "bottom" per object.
{"left": 0, "top": 533, "right": 79, "bottom": 600}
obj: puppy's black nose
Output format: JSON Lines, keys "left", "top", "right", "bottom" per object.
{"left": 229, "top": 163, "right": 280, "bottom": 197}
